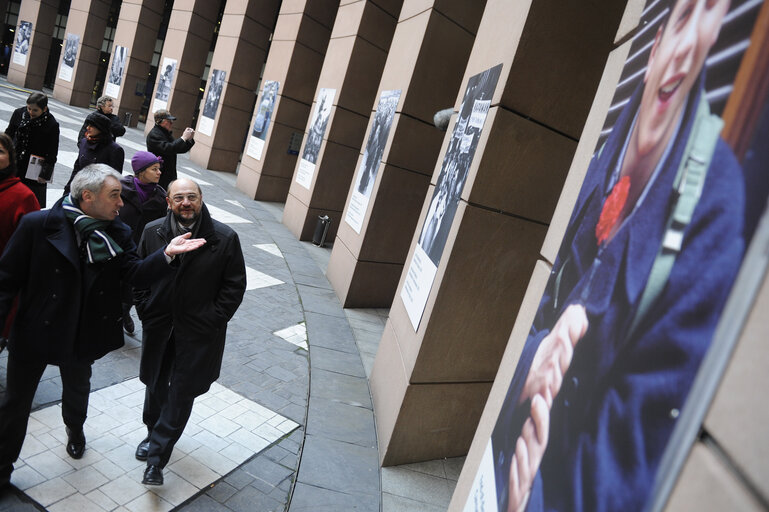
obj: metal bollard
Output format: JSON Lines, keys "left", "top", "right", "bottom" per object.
{"left": 312, "top": 215, "right": 332, "bottom": 247}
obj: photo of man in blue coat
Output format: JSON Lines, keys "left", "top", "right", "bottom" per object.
{"left": 0, "top": 165, "right": 206, "bottom": 489}
{"left": 489, "top": 0, "right": 758, "bottom": 510}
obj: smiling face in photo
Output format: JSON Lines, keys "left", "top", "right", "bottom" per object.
{"left": 636, "top": 0, "right": 730, "bottom": 160}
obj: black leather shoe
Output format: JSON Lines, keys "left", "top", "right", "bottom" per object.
{"left": 123, "top": 314, "right": 135, "bottom": 334}
{"left": 65, "top": 427, "right": 86, "bottom": 459}
{"left": 135, "top": 437, "right": 150, "bottom": 461}
{"left": 142, "top": 464, "right": 163, "bottom": 485}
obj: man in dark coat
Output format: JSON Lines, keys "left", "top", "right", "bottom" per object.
{"left": 134, "top": 178, "right": 246, "bottom": 486}
{"left": 5, "top": 92, "right": 59, "bottom": 206}
{"left": 0, "top": 164, "right": 206, "bottom": 489}
{"left": 77, "top": 95, "right": 125, "bottom": 143}
{"left": 64, "top": 111, "right": 125, "bottom": 194}
{"left": 146, "top": 109, "right": 195, "bottom": 190}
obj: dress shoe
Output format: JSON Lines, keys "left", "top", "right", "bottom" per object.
{"left": 122, "top": 305, "right": 135, "bottom": 334}
{"left": 142, "top": 464, "right": 163, "bottom": 485}
{"left": 135, "top": 437, "right": 150, "bottom": 461}
{"left": 65, "top": 427, "right": 86, "bottom": 459}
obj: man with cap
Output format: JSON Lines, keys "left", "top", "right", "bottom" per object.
{"left": 64, "top": 112, "right": 124, "bottom": 195}
{"left": 146, "top": 109, "right": 194, "bottom": 190}
{"left": 118, "top": 151, "right": 167, "bottom": 333}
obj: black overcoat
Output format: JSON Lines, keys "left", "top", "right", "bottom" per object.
{"left": 146, "top": 124, "right": 194, "bottom": 190}
{"left": 0, "top": 198, "right": 170, "bottom": 364}
{"left": 5, "top": 106, "right": 59, "bottom": 179}
{"left": 135, "top": 205, "right": 246, "bottom": 396}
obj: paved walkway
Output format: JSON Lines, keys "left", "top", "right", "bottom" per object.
{"left": 0, "top": 82, "right": 462, "bottom": 512}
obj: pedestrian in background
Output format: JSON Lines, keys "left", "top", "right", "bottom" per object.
{"left": 77, "top": 95, "right": 125, "bottom": 143}
{"left": 4, "top": 92, "right": 59, "bottom": 206}
{"left": 146, "top": 109, "right": 194, "bottom": 190}
{"left": 0, "top": 133, "right": 39, "bottom": 352}
{"left": 64, "top": 112, "right": 124, "bottom": 195}
{"left": 118, "top": 151, "right": 167, "bottom": 333}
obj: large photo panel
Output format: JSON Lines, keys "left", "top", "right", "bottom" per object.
{"left": 466, "top": 0, "right": 769, "bottom": 511}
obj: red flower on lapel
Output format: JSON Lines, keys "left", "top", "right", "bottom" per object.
{"left": 595, "top": 175, "right": 630, "bottom": 246}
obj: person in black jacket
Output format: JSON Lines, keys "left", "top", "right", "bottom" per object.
{"left": 146, "top": 109, "right": 194, "bottom": 190}
{"left": 77, "top": 95, "right": 125, "bottom": 143}
{"left": 4, "top": 92, "right": 59, "bottom": 206}
{"left": 118, "top": 151, "right": 167, "bottom": 333}
{"left": 0, "top": 164, "right": 206, "bottom": 489}
{"left": 134, "top": 178, "right": 246, "bottom": 486}
{"left": 64, "top": 112, "right": 124, "bottom": 194}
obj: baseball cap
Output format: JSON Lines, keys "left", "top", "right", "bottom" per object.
{"left": 154, "top": 109, "right": 177, "bottom": 123}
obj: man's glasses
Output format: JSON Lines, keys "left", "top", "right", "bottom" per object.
{"left": 170, "top": 194, "right": 200, "bottom": 204}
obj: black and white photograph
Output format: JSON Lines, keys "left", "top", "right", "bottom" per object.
{"left": 199, "top": 69, "right": 226, "bottom": 136}
{"left": 247, "top": 80, "right": 280, "bottom": 161}
{"left": 295, "top": 88, "right": 336, "bottom": 190}
{"left": 153, "top": 57, "right": 177, "bottom": 111}
{"left": 418, "top": 63, "right": 502, "bottom": 265}
{"left": 105, "top": 45, "right": 127, "bottom": 98}
{"left": 345, "top": 89, "right": 401, "bottom": 234}
{"left": 464, "top": 1, "right": 769, "bottom": 511}
{"left": 401, "top": 64, "right": 502, "bottom": 330}
{"left": 58, "top": 33, "right": 80, "bottom": 82}
{"left": 12, "top": 21, "right": 32, "bottom": 67}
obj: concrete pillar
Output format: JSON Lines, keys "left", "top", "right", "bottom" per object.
{"left": 235, "top": 0, "right": 339, "bottom": 201}
{"left": 280, "top": 0, "right": 402, "bottom": 242}
{"left": 369, "top": 0, "right": 628, "bottom": 466}
{"left": 52, "top": 0, "right": 111, "bottom": 107}
{"left": 105, "top": 0, "right": 165, "bottom": 127}
{"left": 144, "top": 0, "right": 219, "bottom": 138}
{"left": 326, "top": 0, "right": 487, "bottom": 307}
{"left": 7, "top": 0, "right": 57, "bottom": 90}
{"left": 188, "top": 0, "right": 282, "bottom": 172}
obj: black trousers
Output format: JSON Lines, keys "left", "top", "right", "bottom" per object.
{"left": 0, "top": 350, "right": 91, "bottom": 477}
{"left": 143, "top": 334, "right": 196, "bottom": 468}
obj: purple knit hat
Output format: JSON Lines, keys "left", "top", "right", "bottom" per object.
{"left": 131, "top": 151, "right": 163, "bottom": 175}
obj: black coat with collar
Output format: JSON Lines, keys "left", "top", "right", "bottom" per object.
{"left": 0, "top": 198, "right": 171, "bottom": 365}
{"left": 135, "top": 204, "right": 246, "bottom": 396}
{"left": 118, "top": 176, "right": 167, "bottom": 244}
{"left": 5, "top": 106, "right": 59, "bottom": 179}
{"left": 146, "top": 124, "right": 194, "bottom": 190}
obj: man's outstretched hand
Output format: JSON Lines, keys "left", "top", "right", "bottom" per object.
{"left": 164, "top": 232, "right": 206, "bottom": 256}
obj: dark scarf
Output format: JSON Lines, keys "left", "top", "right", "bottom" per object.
{"left": 133, "top": 177, "right": 157, "bottom": 203}
{"left": 62, "top": 194, "right": 124, "bottom": 264}
{"left": 15, "top": 109, "right": 48, "bottom": 164}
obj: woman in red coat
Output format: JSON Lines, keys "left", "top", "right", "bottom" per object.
{"left": 0, "top": 132, "right": 40, "bottom": 346}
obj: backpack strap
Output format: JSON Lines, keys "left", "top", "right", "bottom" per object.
{"left": 627, "top": 95, "right": 723, "bottom": 338}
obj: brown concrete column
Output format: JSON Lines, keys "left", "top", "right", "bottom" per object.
{"left": 235, "top": 0, "right": 339, "bottom": 201}
{"left": 326, "top": 1, "right": 486, "bottom": 307}
{"left": 280, "top": 0, "right": 402, "bottom": 241}
{"left": 144, "top": 0, "right": 219, "bottom": 138}
{"left": 105, "top": 0, "right": 164, "bottom": 127}
{"left": 7, "top": 0, "right": 57, "bottom": 90}
{"left": 188, "top": 0, "right": 282, "bottom": 172}
{"left": 369, "top": 0, "right": 628, "bottom": 466}
{"left": 53, "top": 0, "right": 111, "bottom": 107}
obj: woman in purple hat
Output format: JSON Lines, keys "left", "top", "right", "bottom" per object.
{"left": 118, "top": 151, "right": 167, "bottom": 334}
